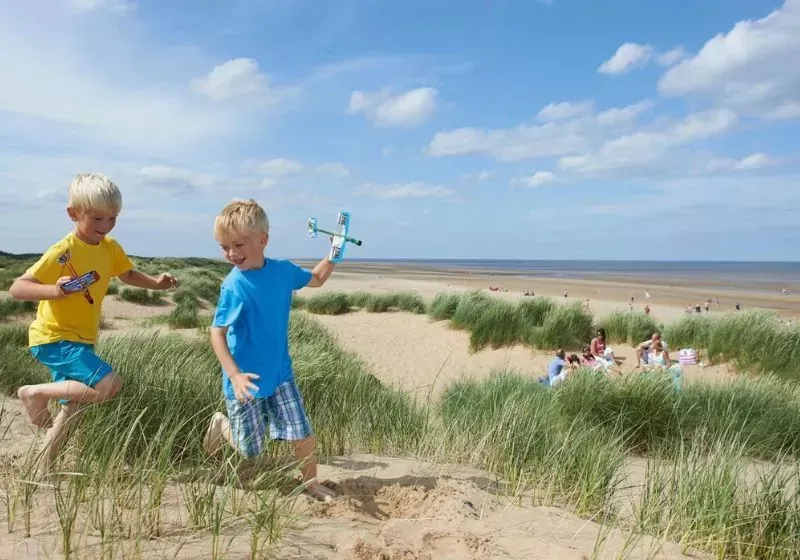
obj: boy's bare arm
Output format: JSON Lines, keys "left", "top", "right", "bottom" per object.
{"left": 210, "top": 326, "right": 258, "bottom": 400}
{"left": 9, "top": 274, "right": 70, "bottom": 301}
{"left": 306, "top": 257, "right": 336, "bottom": 288}
{"left": 118, "top": 269, "right": 178, "bottom": 290}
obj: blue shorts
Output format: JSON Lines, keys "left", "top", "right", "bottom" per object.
{"left": 225, "top": 378, "right": 313, "bottom": 458}
{"left": 30, "top": 341, "right": 113, "bottom": 392}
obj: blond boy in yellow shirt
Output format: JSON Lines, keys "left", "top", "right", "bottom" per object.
{"left": 10, "top": 173, "right": 178, "bottom": 469}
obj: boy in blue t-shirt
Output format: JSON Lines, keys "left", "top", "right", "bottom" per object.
{"left": 202, "top": 198, "right": 337, "bottom": 502}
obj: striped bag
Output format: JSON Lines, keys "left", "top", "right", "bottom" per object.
{"left": 678, "top": 348, "right": 698, "bottom": 366}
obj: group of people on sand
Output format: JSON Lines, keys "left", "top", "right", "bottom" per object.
{"left": 541, "top": 328, "right": 682, "bottom": 390}
{"left": 8, "top": 173, "right": 339, "bottom": 502}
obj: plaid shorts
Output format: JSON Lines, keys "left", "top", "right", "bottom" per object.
{"left": 225, "top": 378, "right": 313, "bottom": 458}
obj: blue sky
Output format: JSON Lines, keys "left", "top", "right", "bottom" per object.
{"left": 1, "top": 0, "right": 798, "bottom": 261}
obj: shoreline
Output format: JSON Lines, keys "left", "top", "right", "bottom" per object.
{"left": 296, "top": 261, "right": 800, "bottom": 321}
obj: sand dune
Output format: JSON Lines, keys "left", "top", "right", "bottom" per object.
{"left": 0, "top": 398, "right": 699, "bottom": 559}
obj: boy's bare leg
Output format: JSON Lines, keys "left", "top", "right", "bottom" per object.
{"left": 293, "top": 436, "right": 335, "bottom": 501}
{"left": 203, "top": 412, "right": 235, "bottom": 455}
{"left": 18, "top": 373, "right": 123, "bottom": 428}
{"left": 35, "top": 403, "right": 82, "bottom": 474}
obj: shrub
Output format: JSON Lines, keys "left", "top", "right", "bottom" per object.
{"left": 168, "top": 300, "right": 200, "bottom": 329}
{"left": 598, "top": 311, "right": 660, "bottom": 345}
{"left": 346, "top": 291, "right": 374, "bottom": 309}
{"left": 533, "top": 301, "right": 594, "bottom": 350}
{"left": 118, "top": 287, "right": 164, "bottom": 305}
{"left": 428, "top": 293, "right": 462, "bottom": 321}
{"left": 0, "top": 296, "right": 36, "bottom": 320}
{"left": 303, "top": 292, "right": 350, "bottom": 315}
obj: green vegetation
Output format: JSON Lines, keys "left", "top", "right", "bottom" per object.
{"left": 664, "top": 310, "right": 800, "bottom": 379}
{"left": 0, "top": 296, "right": 36, "bottom": 320}
{"left": 3, "top": 314, "right": 800, "bottom": 557}
{"left": 302, "top": 292, "right": 351, "bottom": 315}
{"left": 117, "top": 287, "right": 164, "bottom": 305}
{"left": 168, "top": 298, "right": 201, "bottom": 329}
{"left": 598, "top": 311, "right": 661, "bottom": 345}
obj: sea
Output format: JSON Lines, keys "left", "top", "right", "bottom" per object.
{"left": 345, "top": 259, "right": 800, "bottom": 290}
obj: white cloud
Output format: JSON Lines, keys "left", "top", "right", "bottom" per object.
{"left": 137, "top": 166, "right": 219, "bottom": 193}
{"left": 707, "top": 152, "right": 776, "bottom": 172}
{"left": 255, "top": 158, "right": 304, "bottom": 177}
{"left": 595, "top": 100, "right": 654, "bottom": 126}
{"left": 512, "top": 171, "right": 557, "bottom": 187}
{"left": 557, "top": 109, "right": 738, "bottom": 175}
{"left": 348, "top": 87, "right": 438, "bottom": 126}
{"left": 657, "top": 46, "right": 686, "bottom": 66}
{"left": 315, "top": 162, "right": 350, "bottom": 178}
{"left": 461, "top": 170, "right": 494, "bottom": 181}
{"left": 658, "top": 0, "right": 800, "bottom": 120}
{"left": 191, "top": 58, "right": 277, "bottom": 103}
{"left": 356, "top": 182, "right": 455, "bottom": 199}
{"left": 427, "top": 99, "right": 652, "bottom": 161}
{"left": 67, "top": 0, "right": 134, "bottom": 14}
{"left": 598, "top": 43, "right": 654, "bottom": 74}
{"left": 0, "top": 6, "right": 241, "bottom": 157}
{"left": 537, "top": 100, "right": 594, "bottom": 122}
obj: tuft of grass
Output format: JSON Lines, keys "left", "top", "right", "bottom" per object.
{"left": 303, "top": 292, "right": 351, "bottom": 315}
{"left": 598, "top": 311, "right": 660, "bottom": 345}
{"left": 0, "top": 296, "right": 36, "bottom": 320}
{"left": 450, "top": 292, "right": 520, "bottom": 351}
{"left": 532, "top": 301, "right": 594, "bottom": 350}
{"left": 663, "top": 310, "right": 800, "bottom": 379}
{"left": 364, "top": 292, "right": 426, "bottom": 314}
{"left": 345, "top": 291, "right": 374, "bottom": 309}
{"left": 428, "top": 292, "right": 462, "bottom": 321}
{"left": 168, "top": 299, "right": 200, "bottom": 329}
{"left": 291, "top": 294, "right": 307, "bottom": 309}
{"left": 118, "top": 287, "right": 164, "bottom": 306}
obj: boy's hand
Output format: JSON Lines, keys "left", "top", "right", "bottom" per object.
{"left": 231, "top": 372, "right": 259, "bottom": 401}
{"left": 155, "top": 273, "right": 178, "bottom": 290}
{"left": 53, "top": 276, "right": 76, "bottom": 299}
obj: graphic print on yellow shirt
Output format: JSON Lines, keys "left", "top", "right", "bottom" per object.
{"left": 26, "top": 232, "right": 134, "bottom": 347}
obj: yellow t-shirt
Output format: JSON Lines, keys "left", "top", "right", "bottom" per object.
{"left": 26, "top": 232, "right": 134, "bottom": 347}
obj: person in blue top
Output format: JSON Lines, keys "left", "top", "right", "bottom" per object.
{"left": 202, "top": 198, "right": 337, "bottom": 502}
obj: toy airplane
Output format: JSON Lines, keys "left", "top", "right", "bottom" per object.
{"left": 57, "top": 250, "right": 97, "bottom": 304}
{"left": 308, "top": 211, "right": 362, "bottom": 263}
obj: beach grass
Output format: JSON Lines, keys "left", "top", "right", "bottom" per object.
{"left": 117, "top": 287, "right": 165, "bottom": 306}
{"left": 302, "top": 292, "right": 351, "bottom": 315}
{"left": 0, "top": 296, "right": 36, "bottom": 321}
{"left": 3, "top": 314, "right": 800, "bottom": 557}
{"left": 664, "top": 310, "right": 800, "bottom": 379}
{"left": 599, "top": 311, "right": 661, "bottom": 345}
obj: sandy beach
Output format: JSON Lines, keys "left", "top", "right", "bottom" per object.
{"left": 296, "top": 261, "right": 800, "bottom": 322}
{"left": 0, "top": 264, "right": 788, "bottom": 559}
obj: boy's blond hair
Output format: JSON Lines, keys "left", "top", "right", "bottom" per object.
{"left": 67, "top": 173, "right": 122, "bottom": 215}
{"left": 214, "top": 198, "right": 269, "bottom": 239}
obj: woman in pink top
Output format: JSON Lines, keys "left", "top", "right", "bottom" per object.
{"left": 590, "top": 328, "right": 617, "bottom": 368}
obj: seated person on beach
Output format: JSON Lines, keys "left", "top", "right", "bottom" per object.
{"left": 636, "top": 331, "right": 668, "bottom": 365}
{"left": 590, "top": 328, "right": 617, "bottom": 366}
{"left": 540, "top": 350, "right": 565, "bottom": 385}
{"left": 540, "top": 350, "right": 578, "bottom": 386}
{"left": 644, "top": 341, "right": 682, "bottom": 390}
{"left": 580, "top": 346, "right": 609, "bottom": 373}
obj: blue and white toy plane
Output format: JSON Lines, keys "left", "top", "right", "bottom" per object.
{"left": 307, "top": 211, "right": 363, "bottom": 263}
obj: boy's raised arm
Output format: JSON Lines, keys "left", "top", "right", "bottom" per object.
{"left": 306, "top": 256, "right": 336, "bottom": 288}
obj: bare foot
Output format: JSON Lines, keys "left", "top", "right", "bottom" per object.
{"left": 304, "top": 481, "right": 336, "bottom": 502}
{"left": 203, "top": 412, "right": 226, "bottom": 455}
{"left": 17, "top": 386, "right": 53, "bottom": 429}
